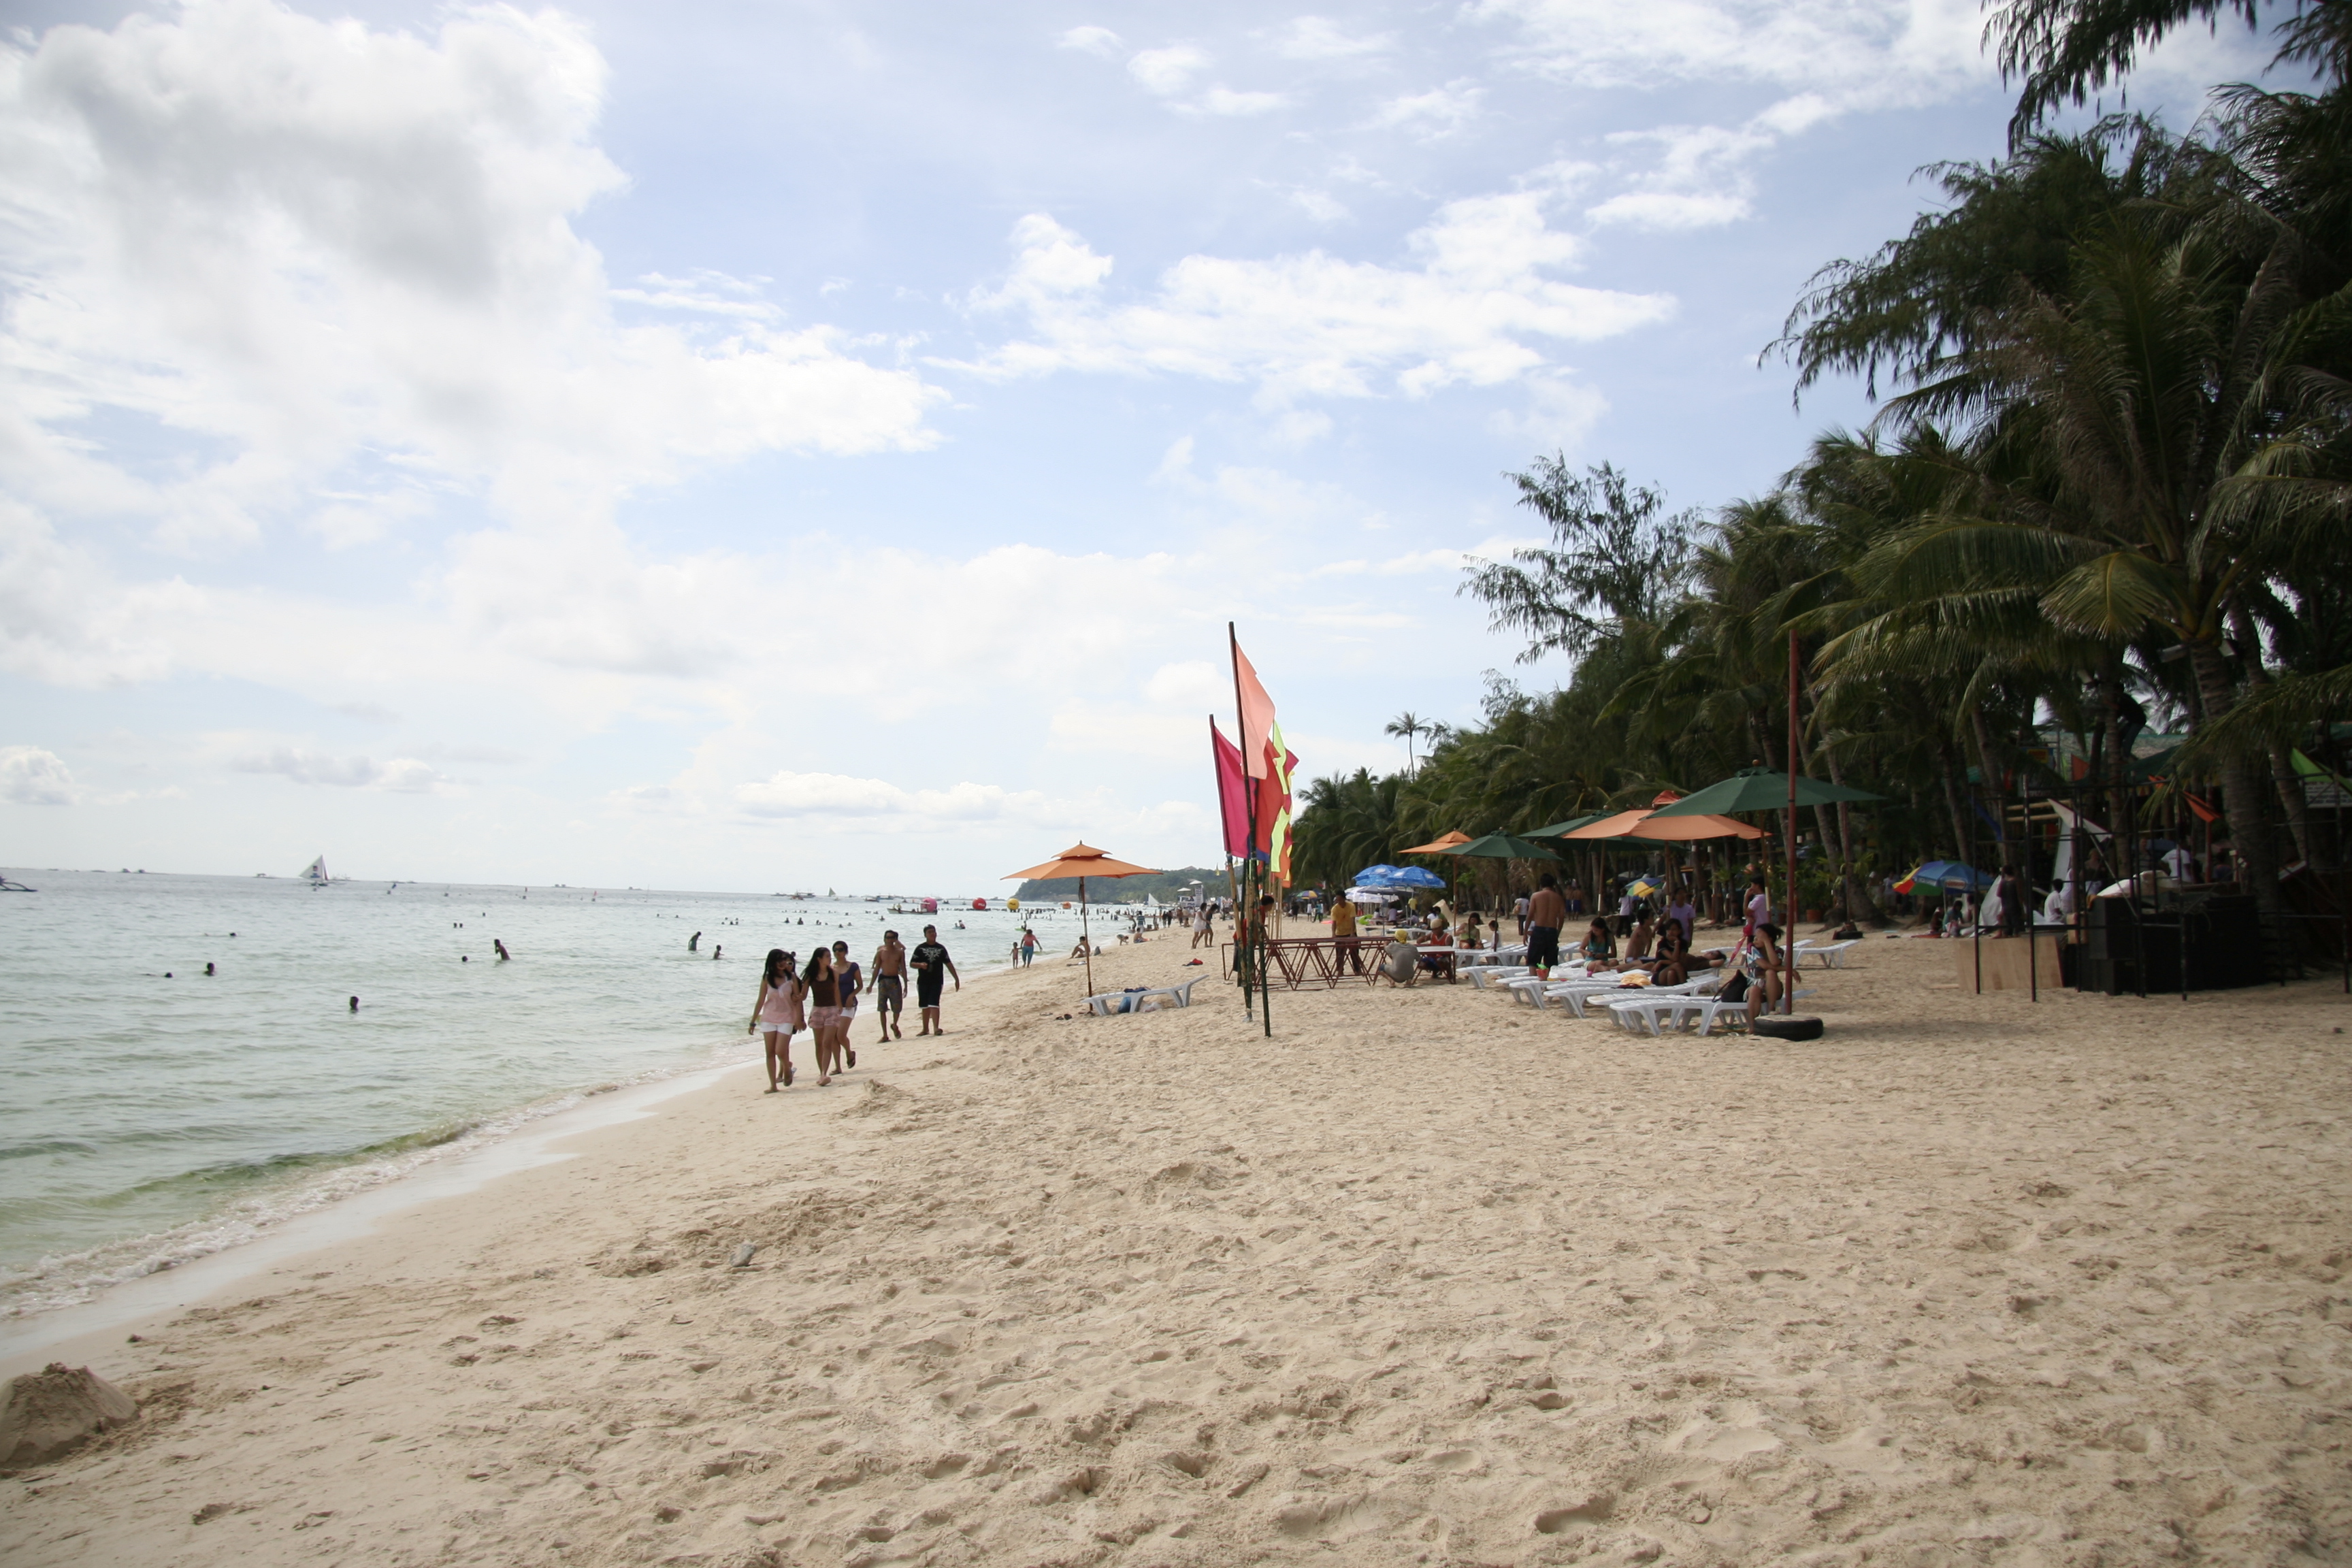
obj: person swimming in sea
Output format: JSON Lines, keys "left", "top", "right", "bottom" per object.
{"left": 494, "top": 939, "right": 511, "bottom": 961}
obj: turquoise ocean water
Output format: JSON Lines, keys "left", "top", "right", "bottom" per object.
{"left": 0, "top": 870, "right": 1084, "bottom": 1317}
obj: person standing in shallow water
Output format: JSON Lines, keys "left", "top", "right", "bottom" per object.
{"left": 749, "top": 948, "right": 802, "bottom": 1092}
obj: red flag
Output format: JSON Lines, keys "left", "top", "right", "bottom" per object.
{"left": 1211, "top": 718, "right": 1251, "bottom": 858}
{"left": 1232, "top": 634, "right": 1277, "bottom": 780}
{"left": 2185, "top": 791, "right": 2221, "bottom": 823}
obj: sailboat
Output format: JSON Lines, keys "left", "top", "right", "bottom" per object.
{"left": 301, "top": 855, "right": 329, "bottom": 887}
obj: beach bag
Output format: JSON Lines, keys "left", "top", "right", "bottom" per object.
{"left": 1716, "top": 973, "right": 1750, "bottom": 1004}
{"left": 1753, "top": 1015, "right": 1823, "bottom": 1041}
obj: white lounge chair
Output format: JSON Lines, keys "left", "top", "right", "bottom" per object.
{"left": 1792, "top": 939, "right": 1860, "bottom": 969}
{"left": 1676, "top": 986, "right": 1818, "bottom": 1036}
{"left": 1467, "top": 965, "right": 1532, "bottom": 990}
{"left": 1503, "top": 975, "right": 1555, "bottom": 1007}
{"left": 1085, "top": 977, "right": 1207, "bottom": 1015}
{"left": 1132, "top": 977, "right": 1204, "bottom": 1011}
{"left": 1588, "top": 979, "right": 1720, "bottom": 1030}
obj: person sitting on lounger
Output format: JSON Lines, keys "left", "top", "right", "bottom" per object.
{"left": 1744, "top": 923, "right": 1786, "bottom": 1028}
{"left": 1624, "top": 910, "right": 1656, "bottom": 962}
{"left": 1651, "top": 916, "right": 1692, "bottom": 985}
{"left": 1577, "top": 917, "right": 1617, "bottom": 970}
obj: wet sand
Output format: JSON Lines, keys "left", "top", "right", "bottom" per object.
{"left": 4, "top": 932, "right": 2349, "bottom": 1566}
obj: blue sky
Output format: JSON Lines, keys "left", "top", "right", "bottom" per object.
{"left": 0, "top": 0, "right": 2257, "bottom": 891}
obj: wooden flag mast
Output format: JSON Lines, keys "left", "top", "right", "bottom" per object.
{"left": 1786, "top": 627, "right": 1800, "bottom": 1015}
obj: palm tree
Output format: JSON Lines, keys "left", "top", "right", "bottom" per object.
{"left": 1384, "top": 713, "right": 1426, "bottom": 774}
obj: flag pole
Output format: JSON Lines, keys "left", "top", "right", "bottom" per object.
{"left": 1786, "top": 626, "right": 1800, "bottom": 1016}
{"left": 1230, "top": 622, "right": 1272, "bottom": 1038}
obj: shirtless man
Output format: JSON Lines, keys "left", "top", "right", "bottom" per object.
{"left": 870, "top": 929, "right": 908, "bottom": 1042}
{"left": 1526, "top": 872, "right": 1568, "bottom": 977}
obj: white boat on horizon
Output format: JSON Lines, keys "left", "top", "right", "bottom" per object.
{"left": 301, "top": 855, "right": 331, "bottom": 887}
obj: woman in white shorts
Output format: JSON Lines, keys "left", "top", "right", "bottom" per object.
{"left": 748, "top": 948, "right": 803, "bottom": 1091}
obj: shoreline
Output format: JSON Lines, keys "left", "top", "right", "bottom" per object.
{"left": 5, "top": 934, "right": 2348, "bottom": 1566}
{"left": 0, "top": 880, "right": 1039, "bottom": 1329}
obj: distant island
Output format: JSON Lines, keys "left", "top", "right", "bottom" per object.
{"left": 1015, "top": 865, "right": 1231, "bottom": 904}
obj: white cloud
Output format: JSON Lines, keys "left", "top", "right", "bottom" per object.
{"left": 1584, "top": 112, "right": 1803, "bottom": 231}
{"left": 734, "top": 770, "right": 1082, "bottom": 832}
{"left": 0, "top": 0, "right": 941, "bottom": 557}
{"left": 1128, "top": 45, "right": 1210, "bottom": 95}
{"left": 1586, "top": 190, "right": 1754, "bottom": 229}
{"left": 953, "top": 182, "right": 1673, "bottom": 405}
{"left": 1197, "top": 86, "right": 1288, "bottom": 116}
{"left": 1489, "top": 372, "right": 1611, "bottom": 447}
{"left": 1473, "top": 0, "right": 1989, "bottom": 104}
{"left": 610, "top": 271, "right": 785, "bottom": 321}
{"left": 1057, "top": 24, "right": 1124, "bottom": 57}
{"left": 1151, "top": 436, "right": 1196, "bottom": 485}
{"left": 231, "top": 747, "right": 455, "bottom": 793}
{"left": 1373, "top": 80, "right": 1485, "bottom": 140}
{"left": 1269, "top": 408, "right": 1335, "bottom": 445}
{"left": 0, "top": 745, "right": 79, "bottom": 805}
{"left": 1271, "top": 17, "right": 1396, "bottom": 59}
{"left": 1144, "top": 660, "right": 1230, "bottom": 709}
{"left": 1290, "top": 189, "right": 1351, "bottom": 223}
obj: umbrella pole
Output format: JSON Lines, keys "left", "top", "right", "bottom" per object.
{"left": 1081, "top": 876, "right": 1092, "bottom": 1000}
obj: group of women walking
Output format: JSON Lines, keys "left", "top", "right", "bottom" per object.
{"left": 747, "top": 943, "right": 863, "bottom": 1091}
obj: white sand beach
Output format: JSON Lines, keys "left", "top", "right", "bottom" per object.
{"left": 5, "top": 934, "right": 2350, "bottom": 1566}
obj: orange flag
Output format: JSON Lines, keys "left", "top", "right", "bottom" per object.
{"left": 1231, "top": 632, "right": 1277, "bottom": 780}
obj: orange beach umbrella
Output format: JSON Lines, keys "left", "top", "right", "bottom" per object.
{"left": 1401, "top": 830, "right": 1473, "bottom": 854}
{"left": 1564, "top": 809, "right": 1767, "bottom": 841}
{"left": 1002, "top": 842, "right": 1158, "bottom": 999}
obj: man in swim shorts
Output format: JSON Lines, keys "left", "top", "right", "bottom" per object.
{"left": 871, "top": 929, "right": 908, "bottom": 1042}
{"left": 1526, "top": 872, "right": 1567, "bottom": 977}
{"left": 911, "top": 924, "right": 958, "bottom": 1036}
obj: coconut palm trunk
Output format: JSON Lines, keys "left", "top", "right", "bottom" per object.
{"left": 2189, "top": 641, "right": 2285, "bottom": 913}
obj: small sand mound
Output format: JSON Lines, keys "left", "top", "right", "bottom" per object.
{"left": 0, "top": 1363, "right": 138, "bottom": 1468}
{"left": 842, "top": 1079, "right": 914, "bottom": 1117}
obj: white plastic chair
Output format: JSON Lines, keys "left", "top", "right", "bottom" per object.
{"left": 1792, "top": 940, "right": 1860, "bottom": 969}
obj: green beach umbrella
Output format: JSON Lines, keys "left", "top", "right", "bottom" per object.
{"left": 1644, "top": 767, "right": 1882, "bottom": 816}
{"left": 1439, "top": 832, "right": 1563, "bottom": 862}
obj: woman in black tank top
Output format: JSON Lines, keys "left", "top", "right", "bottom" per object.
{"left": 801, "top": 949, "right": 844, "bottom": 1084}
